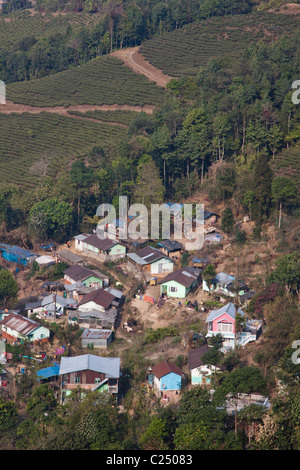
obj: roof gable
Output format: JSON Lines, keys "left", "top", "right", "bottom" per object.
{"left": 78, "top": 288, "right": 115, "bottom": 309}
{"left": 152, "top": 360, "right": 182, "bottom": 379}
{"left": 160, "top": 267, "right": 201, "bottom": 288}
{"left": 64, "top": 265, "right": 107, "bottom": 282}
{"left": 206, "top": 302, "right": 245, "bottom": 323}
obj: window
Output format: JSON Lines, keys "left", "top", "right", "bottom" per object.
{"left": 169, "top": 286, "right": 177, "bottom": 293}
{"left": 95, "top": 378, "right": 101, "bottom": 383}
{"left": 75, "top": 377, "right": 81, "bottom": 384}
{"left": 217, "top": 322, "right": 233, "bottom": 333}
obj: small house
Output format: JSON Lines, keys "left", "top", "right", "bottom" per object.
{"left": 203, "top": 272, "right": 249, "bottom": 298}
{"left": 127, "top": 246, "right": 174, "bottom": 275}
{"left": 37, "top": 362, "right": 60, "bottom": 384}
{"left": 0, "top": 312, "right": 50, "bottom": 344}
{"left": 159, "top": 267, "right": 201, "bottom": 298}
{"left": 81, "top": 233, "right": 126, "bottom": 261}
{"left": 157, "top": 239, "right": 183, "bottom": 260}
{"left": 189, "top": 345, "right": 223, "bottom": 386}
{"left": 206, "top": 302, "right": 262, "bottom": 351}
{"left": 63, "top": 265, "right": 109, "bottom": 289}
{"left": 203, "top": 211, "right": 219, "bottom": 225}
{"left": 73, "top": 234, "right": 89, "bottom": 251}
{"left": 151, "top": 360, "right": 183, "bottom": 402}
{"left": 77, "top": 288, "right": 117, "bottom": 313}
{"left": 69, "top": 308, "right": 118, "bottom": 330}
{"left": 27, "top": 294, "right": 77, "bottom": 319}
{"left": 59, "top": 354, "right": 120, "bottom": 400}
{"left": 81, "top": 328, "right": 114, "bottom": 349}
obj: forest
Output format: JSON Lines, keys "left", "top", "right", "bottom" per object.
{"left": 0, "top": 0, "right": 299, "bottom": 453}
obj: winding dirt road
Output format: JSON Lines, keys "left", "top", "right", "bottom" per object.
{"left": 112, "top": 46, "right": 173, "bottom": 88}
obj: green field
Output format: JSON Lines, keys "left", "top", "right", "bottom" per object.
{"left": 6, "top": 55, "right": 166, "bottom": 107}
{"left": 139, "top": 12, "right": 300, "bottom": 77}
{"left": 0, "top": 112, "right": 127, "bottom": 187}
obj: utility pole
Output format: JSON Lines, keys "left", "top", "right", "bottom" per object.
{"left": 234, "top": 254, "right": 240, "bottom": 350}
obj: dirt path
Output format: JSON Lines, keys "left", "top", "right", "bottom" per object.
{"left": 112, "top": 46, "right": 173, "bottom": 88}
{"left": 0, "top": 101, "right": 155, "bottom": 124}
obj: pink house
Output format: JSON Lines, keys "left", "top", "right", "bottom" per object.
{"left": 206, "top": 302, "right": 262, "bottom": 351}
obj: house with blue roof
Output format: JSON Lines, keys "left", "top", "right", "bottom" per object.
{"left": 203, "top": 272, "right": 249, "bottom": 298}
{"left": 206, "top": 302, "right": 262, "bottom": 351}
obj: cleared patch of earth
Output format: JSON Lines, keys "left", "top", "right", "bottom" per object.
{"left": 111, "top": 46, "right": 174, "bottom": 88}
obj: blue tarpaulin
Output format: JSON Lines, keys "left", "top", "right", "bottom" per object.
{"left": 37, "top": 363, "right": 60, "bottom": 381}
{"left": 0, "top": 243, "right": 35, "bottom": 265}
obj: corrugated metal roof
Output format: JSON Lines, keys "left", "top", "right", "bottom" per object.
{"left": 59, "top": 354, "right": 120, "bottom": 378}
{"left": 0, "top": 312, "right": 44, "bottom": 335}
{"left": 74, "top": 234, "right": 89, "bottom": 241}
{"left": 128, "top": 246, "right": 172, "bottom": 265}
{"left": 81, "top": 328, "right": 113, "bottom": 340}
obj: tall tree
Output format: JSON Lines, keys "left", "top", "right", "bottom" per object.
{"left": 70, "top": 161, "right": 94, "bottom": 232}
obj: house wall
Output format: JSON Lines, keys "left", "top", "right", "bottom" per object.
{"left": 75, "top": 239, "right": 84, "bottom": 251}
{"left": 108, "top": 244, "right": 126, "bottom": 256}
{"left": 82, "top": 276, "right": 104, "bottom": 288}
{"left": 150, "top": 259, "right": 174, "bottom": 275}
{"left": 81, "top": 334, "right": 112, "bottom": 349}
{"left": 160, "top": 280, "right": 187, "bottom": 298}
{"left": 1, "top": 325, "right": 50, "bottom": 342}
{"left": 78, "top": 301, "right": 105, "bottom": 312}
{"left": 202, "top": 280, "right": 245, "bottom": 297}
{"left": 65, "top": 369, "right": 106, "bottom": 385}
{"left": 211, "top": 313, "right": 235, "bottom": 333}
{"left": 191, "top": 365, "right": 220, "bottom": 385}
{"left": 154, "top": 372, "right": 181, "bottom": 391}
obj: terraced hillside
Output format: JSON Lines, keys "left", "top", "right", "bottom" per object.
{"left": 139, "top": 12, "right": 300, "bottom": 77}
{"left": 0, "top": 9, "right": 97, "bottom": 53}
{"left": 0, "top": 112, "right": 127, "bottom": 188}
{"left": 6, "top": 55, "right": 166, "bottom": 107}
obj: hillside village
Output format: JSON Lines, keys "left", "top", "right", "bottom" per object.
{"left": 0, "top": 202, "right": 289, "bottom": 421}
{"left": 0, "top": 0, "right": 299, "bottom": 453}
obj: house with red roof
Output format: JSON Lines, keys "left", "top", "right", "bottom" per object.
{"left": 150, "top": 360, "right": 183, "bottom": 402}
